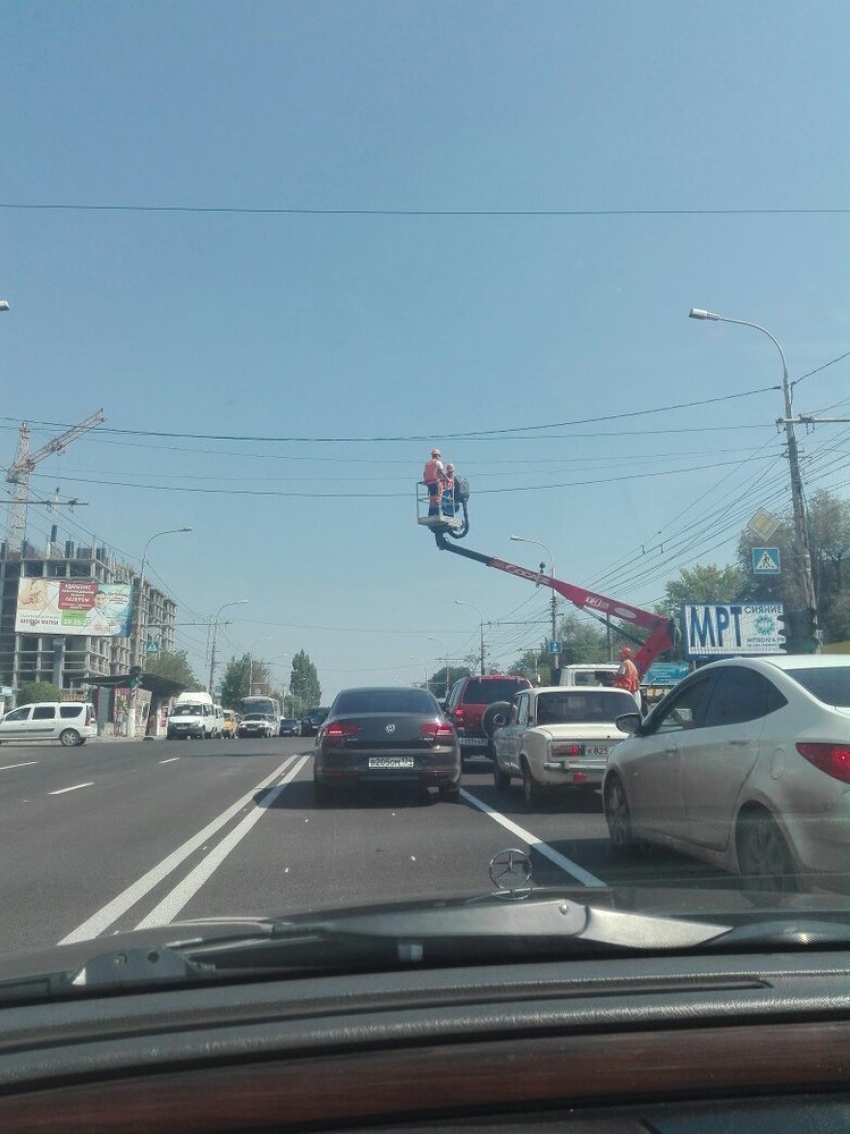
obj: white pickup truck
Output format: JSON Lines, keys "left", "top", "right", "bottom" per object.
{"left": 492, "top": 685, "right": 639, "bottom": 806}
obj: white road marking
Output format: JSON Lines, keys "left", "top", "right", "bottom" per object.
{"left": 59, "top": 755, "right": 298, "bottom": 945}
{"left": 136, "top": 755, "right": 309, "bottom": 928}
{"left": 0, "top": 761, "right": 38, "bottom": 772}
{"left": 460, "top": 788, "right": 607, "bottom": 888}
{"left": 159, "top": 757, "right": 180, "bottom": 764}
{"left": 49, "top": 782, "right": 94, "bottom": 796}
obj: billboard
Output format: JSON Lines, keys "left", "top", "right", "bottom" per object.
{"left": 15, "top": 579, "right": 132, "bottom": 637}
{"left": 682, "top": 603, "right": 784, "bottom": 658}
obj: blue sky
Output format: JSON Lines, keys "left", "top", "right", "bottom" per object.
{"left": 2, "top": 1, "right": 848, "bottom": 696}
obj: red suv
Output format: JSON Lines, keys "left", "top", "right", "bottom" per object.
{"left": 444, "top": 674, "right": 532, "bottom": 761}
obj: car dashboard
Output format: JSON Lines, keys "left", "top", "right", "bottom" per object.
{"left": 0, "top": 948, "right": 849, "bottom": 1131}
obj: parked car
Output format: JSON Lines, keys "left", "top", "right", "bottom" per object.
{"left": 602, "top": 655, "right": 850, "bottom": 892}
{"left": 279, "top": 717, "right": 301, "bottom": 736}
{"left": 220, "top": 709, "right": 237, "bottom": 739}
{"left": 493, "top": 685, "right": 640, "bottom": 805}
{"left": 300, "top": 706, "right": 330, "bottom": 737}
{"left": 237, "top": 712, "right": 277, "bottom": 739}
{"left": 0, "top": 702, "right": 96, "bottom": 747}
{"left": 444, "top": 674, "right": 532, "bottom": 761}
{"left": 313, "top": 686, "right": 461, "bottom": 803}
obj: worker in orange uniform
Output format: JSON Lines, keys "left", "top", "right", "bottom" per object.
{"left": 441, "top": 462, "right": 457, "bottom": 516}
{"left": 423, "top": 448, "right": 447, "bottom": 516}
{"left": 613, "top": 647, "right": 640, "bottom": 704}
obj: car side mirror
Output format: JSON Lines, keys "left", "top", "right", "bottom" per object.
{"left": 615, "top": 712, "right": 642, "bottom": 736}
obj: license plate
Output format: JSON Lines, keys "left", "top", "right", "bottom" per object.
{"left": 368, "top": 756, "right": 415, "bottom": 769}
{"left": 461, "top": 737, "right": 488, "bottom": 747}
{"left": 583, "top": 745, "right": 610, "bottom": 758}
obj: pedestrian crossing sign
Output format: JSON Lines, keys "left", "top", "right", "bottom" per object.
{"left": 751, "top": 547, "right": 781, "bottom": 574}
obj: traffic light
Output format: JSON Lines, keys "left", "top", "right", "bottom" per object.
{"left": 129, "top": 665, "right": 142, "bottom": 691}
{"left": 777, "top": 607, "right": 820, "bottom": 654}
{"left": 799, "top": 606, "right": 820, "bottom": 654}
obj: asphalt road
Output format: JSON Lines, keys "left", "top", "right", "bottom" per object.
{"left": 0, "top": 736, "right": 741, "bottom": 955}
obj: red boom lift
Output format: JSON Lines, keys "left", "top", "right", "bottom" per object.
{"left": 428, "top": 523, "right": 678, "bottom": 678}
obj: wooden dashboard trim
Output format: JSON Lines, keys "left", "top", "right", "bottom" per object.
{"left": 1, "top": 1018, "right": 849, "bottom": 1131}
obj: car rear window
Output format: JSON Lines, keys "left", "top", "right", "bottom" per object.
{"left": 333, "top": 689, "right": 437, "bottom": 715}
{"left": 536, "top": 691, "right": 637, "bottom": 724}
{"left": 785, "top": 667, "right": 850, "bottom": 708}
{"left": 462, "top": 679, "right": 529, "bottom": 705}
{"left": 59, "top": 705, "right": 84, "bottom": 719}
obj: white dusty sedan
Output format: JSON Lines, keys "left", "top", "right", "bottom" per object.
{"left": 492, "top": 685, "right": 640, "bottom": 806}
{"left": 603, "top": 655, "right": 850, "bottom": 893}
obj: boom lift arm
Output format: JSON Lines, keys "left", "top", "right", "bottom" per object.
{"left": 434, "top": 533, "right": 678, "bottom": 677}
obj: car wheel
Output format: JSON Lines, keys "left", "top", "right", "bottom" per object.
{"left": 521, "top": 759, "right": 542, "bottom": 807}
{"left": 604, "top": 775, "right": 634, "bottom": 851}
{"left": 493, "top": 761, "right": 511, "bottom": 791}
{"left": 736, "top": 809, "right": 796, "bottom": 893}
{"left": 59, "top": 728, "right": 82, "bottom": 748}
{"left": 438, "top": 782, "right": 460, "bottom": 802}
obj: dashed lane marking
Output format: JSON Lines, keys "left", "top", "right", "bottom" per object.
{"left": 159, "top": 757, "right": 180, "bottom": 764}
{"left": 0, "top": 761, "right": 39, "bottom": 772}
{"left": 49, "top": 782, "right": 95, "bottom": 796}
{"left": 59, "top": 755, "right": 299, "bottom": 945}
{"left": 460, "top": 788, "right": 607, "bottom": 888}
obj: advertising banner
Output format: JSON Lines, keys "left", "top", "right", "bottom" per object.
{"left": 15, "top": 578, "right": 132, "bottom": 637}
{"left": 682, "top": 602, "right": 784, "bottom": 658}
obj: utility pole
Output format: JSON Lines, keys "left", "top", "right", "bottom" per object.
{"left": 689, "top": 310, "right": 818, "bottom": 624}
{"left": 455, "top": 600, "right": 486, "bottom": 675}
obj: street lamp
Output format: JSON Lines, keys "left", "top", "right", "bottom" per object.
{"left": 0, "top": 301, "right": 9, "bottom": 312}
{"left": 208, "top": 600, "right": 249, "bottom": 695}
{"left": 454, "top": 599, "right": 486, "bottom": 675}
{"left": 126, "top": 526, "right": 192, "bottom": 737}
{"left": 511, "top": 534, "right": 559, "bottom": 668}
{"left": 688, "top": 308, "right": 818, "bottom": 623}
{"left": 247, "top": 635, "right": 272, "bottom": 697}
{"left": 427, "top": 635, "right": 452, "bottom": 700}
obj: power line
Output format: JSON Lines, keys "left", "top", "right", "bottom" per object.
{"left": 3, "top": 201, "right": 848, "bottom": 218}
{"left": 9, "top": 388, "right": 777, "bottom": 445}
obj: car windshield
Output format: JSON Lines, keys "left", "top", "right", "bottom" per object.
{"left": 333, "top": 689, "right": 437, "bottom": 715}
{"left": 4, "top": 2, "right": 850, "bottom": 999}
{"left": 536, "top": 691, "right": 637, "bottom": 725}
{"left": 785, "top": 667, "right": 850, "bottom": 708}
{"left": 171, "top": 705, "right": 203, "bottom": 717}
{"left": 462, "top": 680, "right": 528, "bottom": 705}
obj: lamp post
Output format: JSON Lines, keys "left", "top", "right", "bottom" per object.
{"left": 688, "top": 308, "right": 818, "bottom": 625}
{"left": 511, "top": 534, "right": 558, "bottom": 669}
{"left": 247, "top": 635, "right": 273, "bottom": 697}
{"left": 427, "top": 635, "right": 452, "bottom": 701}
{"left": 126, "top": 526, "right": 192, "bottom": 737}
{"left": 266, "top": 653, "right": 288, "bottom": 710}
{"left": 454, "top": 600, "right": 486, "bottom": 675}
{"left": 208, "top": 600, "right": 249, "bottom": 696}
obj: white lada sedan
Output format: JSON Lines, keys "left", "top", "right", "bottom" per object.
{"left": 492, "top": 686, "right": 639, "bottom": 806}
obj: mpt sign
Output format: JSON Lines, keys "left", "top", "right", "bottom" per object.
{"left": 682, "top": 603, "right": 784, "bottom": 658}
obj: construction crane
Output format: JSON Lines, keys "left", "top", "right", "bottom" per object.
{"left": 6, "top": 410, "right": 106, "bottom": 552}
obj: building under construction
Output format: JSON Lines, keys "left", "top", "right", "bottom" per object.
{"left": 0, "top": 539, "right": 177, "bottom": 694}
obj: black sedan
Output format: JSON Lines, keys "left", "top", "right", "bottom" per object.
{"left": 313, "top": 687, "right": 461, "bottom": 803}
{"left": 300, "top": 706, "right": 330, "bottom": 737}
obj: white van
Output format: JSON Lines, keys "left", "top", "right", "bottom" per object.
{"left": 557, "top": 664, "right": 619, "bottom": 688}
{"left": 557, "top": 664, "right": 641, "bottom": 708}
{"left": 167, "top": 691, "right": 215, "bottom": 740}
{"left": 0, "top": 702, "right": 96, "bottom": 747}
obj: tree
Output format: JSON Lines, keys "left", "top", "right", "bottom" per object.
{"left": 220, "top": 654, "right": 250, "bottom": 709}
{"left": 423, "top": 664, "right": 470, "bottom": 701}
{"left": 17, "top": 681, "right": 62, "bottom": 706}
{"left": 736, "top": 490, "right": 850, "bottom": 644}
{"left": 289, "top": 650, "right": 321, "bottom": 718}
{"left": 659, "top": 563, "right": 745, "bottom": 620}
{"left": 144, "top": 649, "right": 198, "bottom": 689}
{"left": 557, "top": 612, "right": 610, "bottom": 665}
{"left": 509, "top": 649, "right": 549, "bottom": 685}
